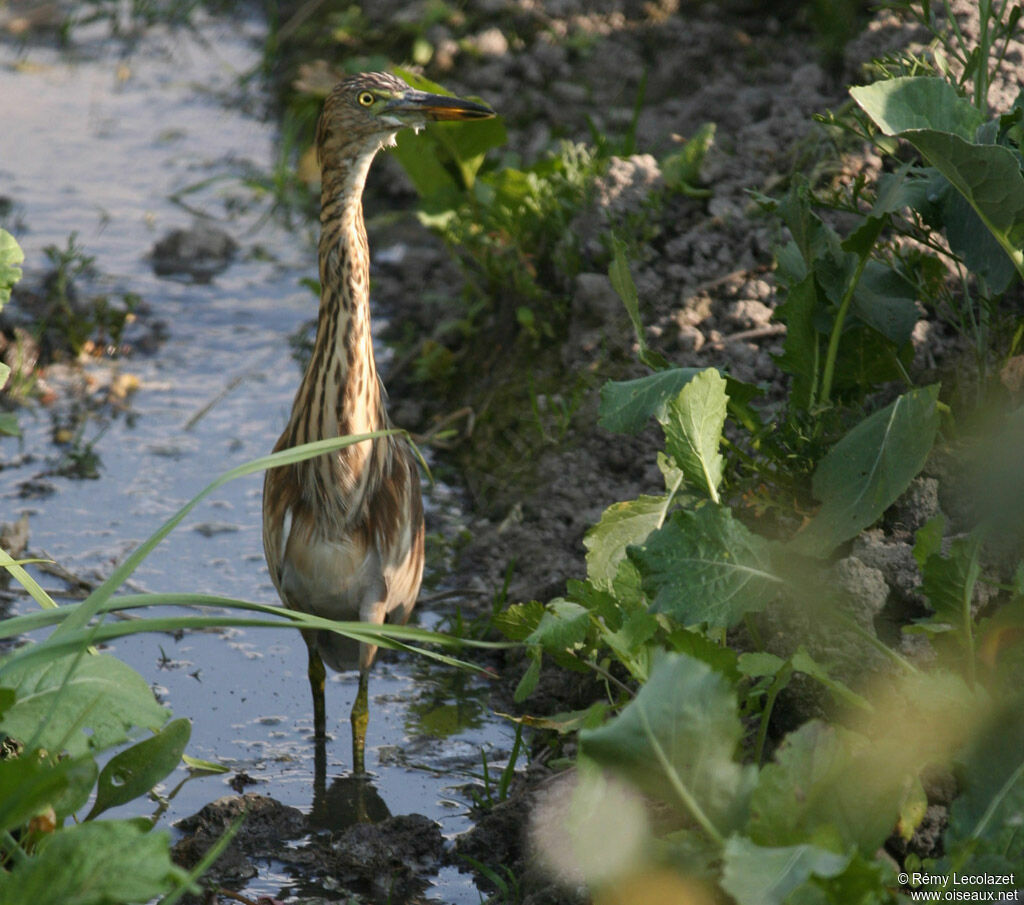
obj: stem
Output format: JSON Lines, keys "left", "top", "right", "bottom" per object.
{"left": 961, "top": 535, "right": 982, "bottom": 690}
{"left": 818, "top": 253, "right": 870, "bottom": 409}
{"left": 755, "top": 664, "right": 793, "bottom": 766}
{"left": 976, "top": 0, "right": 991, "bottom": 116}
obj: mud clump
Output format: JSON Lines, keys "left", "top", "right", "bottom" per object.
{"left": 173, "top": 793, "right": 448, "bottom": 903}
{"left": 327, "top": 813, "right": 445, "bottom": 900}
{"left": 173, "top": 794, "right": 307, "bottom": 886}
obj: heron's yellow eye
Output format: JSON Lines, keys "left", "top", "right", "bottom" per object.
{"left": 357, "top": 91, "right": 375, "bottom": 107}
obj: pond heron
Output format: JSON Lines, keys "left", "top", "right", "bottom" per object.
{"left": 262, "top": 72, "right": 495, "bottom": 774}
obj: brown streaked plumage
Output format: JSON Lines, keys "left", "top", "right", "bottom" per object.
{"left": 262, "top": 72, "right": 494, "bottom": 775}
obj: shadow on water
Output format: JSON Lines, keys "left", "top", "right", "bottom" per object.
{"left": 0, "top": 10, "right": 512, "bottom": 903}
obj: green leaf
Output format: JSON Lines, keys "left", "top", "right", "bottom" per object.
{"left": 945, "top": 701, "right": 1024, "bottom": 871}
{"left": 737, "top": 651, "right": 787, "bottom": 678}
{"left": 790, "top": 386, "right": 940, "bottom": 557}
{"left": 630, "top": 505, "right": 780, "bottom": 628}
{"left": 87, "top": 718, "right": 191, "bottom": 820}
{"left": 392, "top": 67, "right": 506, "bottom": 191}
{"left": 851, "top": 77, "right": 1024, "bottom": 282}
{"left": 581, "top": 653, "right": 757, "bottom": 837}
{"left": 789, "top": 649, "right": 872, "bottom": 713}
{"left": 773, "top": 274, "right": 820, "bottom": 410}
{"left": 527, "top": 599, "right": 591, "bottom": 652}
{"left": 491, "top": 600, "right": 545, "bottom": 642}
{"left": 659, "top": 368, "right": 727, "bottom": 502}
{"left": 918, "top": 534, "right": 981, "bottom": 644}
{"left": 0, "top": 751, "right": 96, "bottom": 833}
{"left": 0, "top": 652, "right": 169, "bottom": 758}
{"left": 748, "top": 720, "right": 905, "bottom": 852}
{"left": 599, "top": 369, "right": 705, "bottom": 434}
{"left": 912, "top": 513, "right": 945, "bottom": 570}
{"left": 584, "top": 494, "right": 673, "bottom": 591}
{"left": 665, "top": 628, "right": 741, "bottom": 682}
{"left": 0, "top": 820, "right": 188, "bottom": 905}
{"left": 0, "top": 229, "right": 25, "bottom": 309}
{"left": 661, "top": 122, "right": 716, "bottom": 197}
{"left": 721, "top": 836, "right": 852, "bottom": 905}
{"left": 850, "top": 261, "right": 918, "bottom": 347}
{"left": 600, "top": 368, "right": 760, "bottom": 436}
{"left": 938, "top": 183, "right": 1017, "bottom": 292}
{"left": 850, "top": 76, "right": 985, "bottom": 139}
{"left": 514, "top": 649, "right": 541, "bottom": 703}
{"left": 609, "top": 237, "right": 670, "bottom": 371}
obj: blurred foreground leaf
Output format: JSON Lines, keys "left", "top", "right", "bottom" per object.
{"left": 0, "top": 652, "right": 168, "bottom": 757}
{"left": 0, "top": 820, "right": 188, "bottom": 905}
{"left": 581, "top": 653, "right": 757, "bottom": 839}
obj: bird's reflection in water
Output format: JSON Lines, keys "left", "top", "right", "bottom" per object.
{"left": 310, "top": 738, "right": 390, "bottom": 830}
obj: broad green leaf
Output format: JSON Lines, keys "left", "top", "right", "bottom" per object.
{"left": 721, "top": 836, "right": 851, "bottom": 905}
{"left": 392, "top": 67, "right": 505, "bottom": 191}
{"left": 906, "top": 131, "right": 1024, "bottom": 274}
{"left": 599, "top": 368, "right": 704, "bottom": 434}
{"left": 790, "top": 386, "right": 940, "bottom": 557}
{"left": 0, "top": 229, "right": 24, "bottom": 308}
{"left": 918, "top": 534, "right": 980, "bottom": 649}
{"left": 0, "top": 751, "right": 96, "bottom": 833}
{"left": 851, "top": 77, "right": 1024, "bottom": 280}
{"left": 600, "top": 368, "right": 760, "bottom": 436}
{"left": 748, "top": 720, "right": 906, "bottom": 852}
{"left": 581, "top": 653, "right": 757, "bottom": 835}
{"left": 584, "top": 494, "right": 672, "bottom": 590}
{"left": 0, "top": 652, "right": 168, "bottom": 758}
{"left": 0, "top": 820, "right": 188, "bottom": 905}
{"left": 527, "top": 599, "right": 591, "bottom": 652}
{"left": 850, "top": 76, "right": 985, "bottom": 139}
{"left": 665, "top": 627, "right": 741, "bottom": 682}
{"left": 851, "top": 261, "right": 918, "bottom": 346}
{"left": 491, "top": 600, "right": 545, "bottom": 642}
{"left": 938, "top": 184, "right": 1017, "bottom": 292}
{"left": 660, "top": 368, "right": 727, "bottom": 502}
{"left": 946, "top": 700, "right": 1024, "bottom": 869}
{"left": 390, "top": 134, "right": 462, "bottom": 208}
{"left": 630, "top": 505, "right": 780, "bottom": 627}
{"left": 87, "top": 718, "right": 191, "bottom": 820}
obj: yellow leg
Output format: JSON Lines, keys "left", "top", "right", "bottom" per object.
{"left": 307, "top": 641, "right": 327, "bottom": 741}
{"left": 351, "top": 669, "right": 369, "bottom": 776}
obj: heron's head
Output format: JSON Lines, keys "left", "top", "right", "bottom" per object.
{"left": 318, "top": 72, "right": 494, "bottom": 157}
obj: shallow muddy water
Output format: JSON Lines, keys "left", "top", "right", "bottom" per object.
{"left": 1, "top": 13, "right": 512, "bottom": 903}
